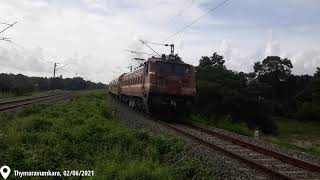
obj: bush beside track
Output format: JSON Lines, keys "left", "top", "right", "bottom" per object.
{"left": 0, "top": 91, "right": 214, "bottom": 179}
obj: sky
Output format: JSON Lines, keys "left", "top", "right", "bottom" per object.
{"left": 0, "top": 0, "right": 319, "bottom": 83}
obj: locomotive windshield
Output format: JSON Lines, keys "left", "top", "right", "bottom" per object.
{"left": 156, "top": 62, "right": 191, "bottom": 75}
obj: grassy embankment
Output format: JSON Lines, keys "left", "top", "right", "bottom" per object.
{"left": 191, "top": 115, "right": 320, "bottom": 157}
{"left": 0, "top": 91, "right": 213, "bottom": 179}
{"left": 266, "top": 117, "right": 320, "bottom": 157}
{"left": 191, "top": 114, "right": 254, "bottom": 137}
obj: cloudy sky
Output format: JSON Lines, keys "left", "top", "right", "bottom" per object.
{"left": 0, "top": 0, "right": 319, "bottom": 83}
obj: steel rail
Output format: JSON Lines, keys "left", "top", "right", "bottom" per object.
{"left": 0, "top": 92, "right": 74, "bottom": 111}
{"left": 0, "top": 92, "right": 72, "bottom": 105}
{"left": 109, "top": 95, "right": 320, "bottom": 179}
{"left": 156, "top": 121, "right": 293, "bottom": 180}
{"left": 187, "top": 123, "right": 320, "bottom": 173}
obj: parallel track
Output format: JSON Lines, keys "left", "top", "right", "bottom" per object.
{"left": 110, "top": 95, "right": 320, "bottom": 179}
{"left": 156, "top": 121, "right": 320, "bottom": 180}
{"left": 0, "top": 92, "right": 74, "bottom": 112}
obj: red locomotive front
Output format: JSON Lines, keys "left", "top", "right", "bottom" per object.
{"left": 109, "top": 54, "right": 196, "bottom": 119}
{"left": 145, "top": 55, "right": 196, "bottom": 115}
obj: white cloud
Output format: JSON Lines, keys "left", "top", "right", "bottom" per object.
{"left": 264, "top": 30, "right": 281, "bottom": 57}
{"left": 0, "top": 0, "right": 319, "bottom": 84}
{"left": 291, "top": 49, "right": 320, "bottom": 75}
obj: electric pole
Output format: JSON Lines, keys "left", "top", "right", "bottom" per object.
{"left": 53, "top": 62, "right": 67, "bottom": 78}
{"left": 53, "top": 63, "right": 57, "bottom": 77}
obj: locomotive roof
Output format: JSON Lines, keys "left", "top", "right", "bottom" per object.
{"left": 148, "top": 54, "right": 187, "bottom": 64}
{"left": 109, "top": 55, "right": 193, "bottom": 84}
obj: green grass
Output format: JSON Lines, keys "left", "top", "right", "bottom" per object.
{"left": 0, "top": 91, "right": 15, "bottom": 99}
{"left": 191, "top": 114, "right": 254, "bottom": 137}
{"left": 265, "top": 117, "right": 320, "bottom": 157}
{"left": 0, "top": 92, "right": 214, "bottom": 179}
{"left": 191, "top": 115, "right": 320, "bottom": 157}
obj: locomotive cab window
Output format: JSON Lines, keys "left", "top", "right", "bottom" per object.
{"left": 155, "top": 62, "right": 172, "bottom": 74}
{"left": 155, "top": 62, "right": 191, "bottom": 75}
{"left": 174, "top": 64, "right": 190, "bottom": 75}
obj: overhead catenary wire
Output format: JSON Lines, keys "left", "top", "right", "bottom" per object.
{"left": 163, "top": 0, "right": 230, "bottom": 43}
{"left": 168, "top": 0, "right": 194, "bottom": 25}
{"left": 0, "top": 37, "right": 11, "bottom": 42}
{"left": 0, "top": 22, "right": 12, "bottom": 25}
{"left": 56, "top": 63, "right": 68, "bottom": 71}
{"left": 124, "top": 50, "right": 156, "bottom": 56}
{"left": 0, "top": 21, "right": 17, "bottom": 43}
{"left": 140, "top": 40, "right": 161, "bottom": 57}
{"left": 0, "top": 21, "right": 17, "bottom": 34}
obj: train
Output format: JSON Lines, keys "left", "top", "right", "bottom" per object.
{"left": 108, "top": 54, "right": 196, "bottom": 119}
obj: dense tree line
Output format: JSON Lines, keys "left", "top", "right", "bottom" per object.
{"left": 0, "top": 73, "right": 106, "bottom": 96}
{"left": 194, "top": 53, "right": 320, "bottom": 134}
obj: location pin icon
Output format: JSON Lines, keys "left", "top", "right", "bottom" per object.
{"left": 0, "top": 166, "right": 10, "bottom": 179}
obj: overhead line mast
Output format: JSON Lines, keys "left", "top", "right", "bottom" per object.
{"left": 53, "top": 62, "right": 68, "bottom": 78}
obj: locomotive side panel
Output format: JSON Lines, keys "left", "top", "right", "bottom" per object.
{"left": 120, "top": 68, "right": 145, "bottom": 98}
{"left": 108, "top": 78, "right": 119, "bottom": 96}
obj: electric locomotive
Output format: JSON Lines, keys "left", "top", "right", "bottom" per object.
{"left": 109, "top": 53, "right": 196, "bottom": 118}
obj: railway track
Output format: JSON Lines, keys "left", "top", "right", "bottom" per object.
{"left": 155, "top": 121, "right": 320, "bottom": 180}
{"left": 108, "top": 95, "right": 320, "bottom": 179}
{"left": 0, "top": 92, "right": 74, "bottom": 112}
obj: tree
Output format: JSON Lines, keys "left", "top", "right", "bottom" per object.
{"left": 195, "top": 55, "right": 277, "bottom": 134}
{"left": 0, "top": 73, "right": 107, "bottom": 96}
{"left": 296, "top": 68, "right": 320, "bottom": 121}
{"left": 199, "top": 52, "right": 225, "bottom": 68}
{"left": 312, "top": 68, "right": 320, "bottom": 105}
{"left": 254, "top": 56, "right": 293, "bottom": 82}
{"left": 315, "top": 67, "right": 320, "bottom": 77}
{"left": 253, "top": 56, "right": 293, "bottom": 104}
